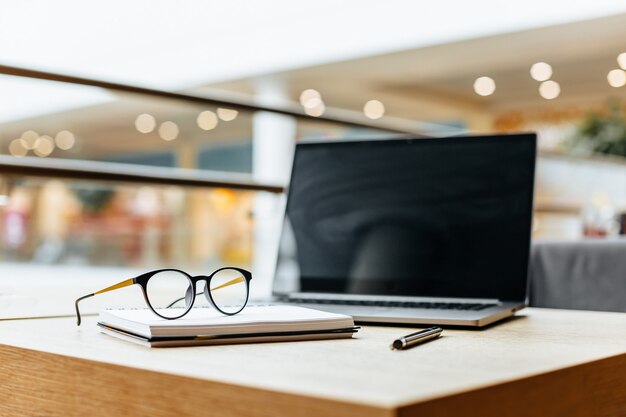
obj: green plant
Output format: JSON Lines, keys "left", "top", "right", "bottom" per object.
{"left": 568, "top": 100, "right": 626, "bottom": 157}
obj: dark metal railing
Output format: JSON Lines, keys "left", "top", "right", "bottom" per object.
{"left": 0, "top": 64, "right": 458, "bottom": 191}
{"left": 0, "top": 155, "right": 284, "bottom": 193}
{"left": 0, "top": 64, "right": 452, "bottom": 137}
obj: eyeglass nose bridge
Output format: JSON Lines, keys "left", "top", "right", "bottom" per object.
{"left": 191, "top": 276, "right": 218, "bottom": 309}
{"left": 184, "top": 284, "right": 195, "bottom": 308}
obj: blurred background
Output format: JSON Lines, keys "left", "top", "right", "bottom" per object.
{"left": 2, "top": 1, "right": 626, "bottom": 304}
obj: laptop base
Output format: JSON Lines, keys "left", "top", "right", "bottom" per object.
{"left": 278, "top": 301, "right": 525, "bottom": 327}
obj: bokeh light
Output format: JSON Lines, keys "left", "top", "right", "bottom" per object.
{"left": 197, "top": 111, "right": 219, "bottom": 130}
{"left": 135, "top": 113, "right": 156, "bottom": 133}
{"left": 363, "top": 100, "right": 385, "bottom": 119}
{"left": 300, "top": 89, "right": 322, "bottom": 109}
{"left": 473, "top": 77, "right": 496, "bottom": 96}
{"left": 530, "top": 62, "right": 553, "bottom": 81}
{"left": 304, "top": 102, "right": 326, "bottom": 117}
{"left": 617, "top": 52, "right": 626, "bottom": 70}
{"left": 217, "top": 108, "right": 238, "bottom": 121}
{"left": 34, "top": 135, "right": 55, "bottom": 157}
{"left": 607, "top": 69, "right": 626, "bottom": 88}
{"left": 539, "top": 80, "right": 561, "bottom": 99}
{"left": 158, "top": 121, "right": 179, "bottom": 141}
{"left": 9, "top": 139, "right": 28, "bottom": 157}
{"left": 55, "top": 130, "right": 76, "bottom": 150}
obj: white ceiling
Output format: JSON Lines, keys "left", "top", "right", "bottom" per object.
{"left": 2, "top": 3, "right": 626, "bottom": 156}
{"left": 208, "top": 13, "right": 626, "bottom": 124}
{"left": 1, "top": 0, "right": 625, "bottom": 89}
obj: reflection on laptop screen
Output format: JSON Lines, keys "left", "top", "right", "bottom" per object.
{"left": 275, "top": 134, "right": 536, "bottom": 302}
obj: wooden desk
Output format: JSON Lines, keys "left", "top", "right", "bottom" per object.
{"left": 1, "top": 308, "right": 625, "bottom": 417}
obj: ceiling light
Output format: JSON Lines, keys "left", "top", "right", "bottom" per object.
{"left": 530, "top": 62, "right": 553, "bottom": 81}
{"left": 197, "top": 111, "right": 219, "bottom": 130}
{"left": 300, "top": 89, "right": 324, "bottom": 109}
{"left": 20, "top": 130, "right": 39, "bottom": 149}
{"left": 55, "top": 130, "right": 76, "bottom": 150}
{"left": 300, "top": 88, "right": 322, "bottom": 107}
{"left": 539, "top": 80, "right": 560, "bottom": 100}
{"left": 34, "top": 135, "right": 55, "bottom": 157}
{"left": 473, "top": 77, "right": 496, "bottom": 96}
{"left": 158, "top": 121, "right": 179, "bottom": 141}
{"left": 305, "top": 102, "right": 326, "bottom": 117}
{"left": 135, "top": 113, "right": 156, "bottom": 133}
{"left": 617, "top": 53, "right": 626, "bottom": 70}
{"left": 303, "top": 97, "right": 322, "bottom": 109}
{"left": 363, "top": 100, "right": 385, "bottom": 119}
{"left": 9, "top": 139, "right": 28, "bottom": 157}
{"left": 607, "top": 69, "right": 626, "bottom": 88}
{"left": 217, "top": 108, "right": 238, "bottom": 122}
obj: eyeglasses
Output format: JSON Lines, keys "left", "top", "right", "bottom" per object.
{"left": 74, "top": 267, "right": 252, "bottom": 325}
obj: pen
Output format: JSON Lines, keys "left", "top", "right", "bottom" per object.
{"left": 391, "top": 326, "right": 443, "bottom": 350}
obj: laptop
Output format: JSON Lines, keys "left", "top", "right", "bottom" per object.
{"left": 272, "top": 133, "right": 536, "bottom": 327}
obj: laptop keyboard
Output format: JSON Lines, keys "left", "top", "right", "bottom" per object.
{"left": 289, "top": 298, "right": 498, "bottom": 311}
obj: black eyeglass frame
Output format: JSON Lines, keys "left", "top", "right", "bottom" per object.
{"left": 74, "top": 267, "right": 252, "bottom": 325}
{"left": 139, "top": 267, "right": 252, "bottom": 319}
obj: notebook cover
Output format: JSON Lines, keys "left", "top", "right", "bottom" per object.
{"left": 98, "top": 322, "right": 359, "bottom": 348}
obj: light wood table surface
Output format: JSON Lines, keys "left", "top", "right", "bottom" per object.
{"left": 1, "top": 308, "right": 625, "bottom": 417}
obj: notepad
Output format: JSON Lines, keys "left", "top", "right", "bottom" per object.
{"left": 98, "top": 305, "right": 359, "bottom": 347}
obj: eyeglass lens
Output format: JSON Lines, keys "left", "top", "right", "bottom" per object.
{"left": 207, "top": 268, "right": 248, "bottom": 314}
{"left": 146, "top": 270, "right": 193, "bottom": 318}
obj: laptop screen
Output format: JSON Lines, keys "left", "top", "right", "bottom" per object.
{"left": 274, "top": 134, "right": 536, "bottom": 302}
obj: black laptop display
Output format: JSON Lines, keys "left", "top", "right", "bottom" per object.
{"left": 274, "top": 134, "right": 536, "bottom": 308}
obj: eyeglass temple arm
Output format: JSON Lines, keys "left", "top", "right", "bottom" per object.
{"left": 165, "top": 276, "right": 246, "bottom": 309}
{"left": 211, "top": 276, "right": 245, "bottom": 291}
{"left": 74, "top": 278, "right": 135, "bottom": 326}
